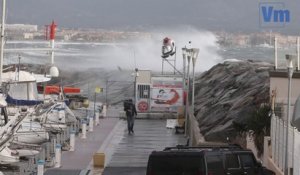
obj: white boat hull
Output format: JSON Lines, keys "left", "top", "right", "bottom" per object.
{"left": 14, "top": 121, "right": 49, "bottom": 144}
{"left": 14, "top": 131, "right": 49, "bottom": 144}
{"left": 0, "top": 147, "right": 19, "bottom": 164}
{"left": 17, "top": 149, "right": 39, "bottom": 157}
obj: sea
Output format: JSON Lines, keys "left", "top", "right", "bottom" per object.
{"left": 4, "top": 40, "right": 297, "bottom": 73}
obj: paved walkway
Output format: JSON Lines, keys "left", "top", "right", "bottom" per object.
{"left": 46, "top": 107, "right": 187, "bottom": 175}
{"left": 101, "top": 119, "right": 186, "bottom": 175}
{"left": 60, "top": 117, "right": 120, "bottom": 169}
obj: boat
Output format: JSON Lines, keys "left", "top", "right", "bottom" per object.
{"left": 13, "top": 119, "right": 49, "bottom": 145}
{"left": 41, "top": 85, "right": 81, "bottom": 95}
{"left": 0, "top": 146, "right": 19, "bottom": 164}
{"left": 38, "top": 101, "right": 73, "bottom": 132}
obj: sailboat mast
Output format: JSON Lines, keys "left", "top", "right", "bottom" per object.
{"left": 0, "top": 0, "right": 6, "bottom": 84}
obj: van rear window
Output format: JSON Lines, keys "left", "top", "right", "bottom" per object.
{"left": 147, "top": 154, "right": 205, "bottom": 175}
{"left": 239, "top": 154, "right": 255, "bottom": 167}
{"left": 225, "top": 154, "right": 240, "bottom": 169}
{"left": 206, "top": 155, "right": 225, "bottom": 175}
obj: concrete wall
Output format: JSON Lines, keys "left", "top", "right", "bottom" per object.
{"left": 136, "top": 70, "right": 151, "bottom": 84}
{"left": 188, "top": 108, "right": 205, "bottom": 146}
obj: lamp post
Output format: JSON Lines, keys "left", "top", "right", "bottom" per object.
{"left": 133, "top": 68, "right": 139, "bottom": 104}
{"left": 184, "top": 49, "right": 192, "bottom": 135}
{"left": 182, "top": 48, "right": 187, "bottom": 129}
{"left": 285, "top": 54, "right": 294, "bottom": 175}
{"left": 191, "top": 48, "right": 199, "bottom": 112}
{"left": 94, "top": 87, "right": 101, "bottom": 117}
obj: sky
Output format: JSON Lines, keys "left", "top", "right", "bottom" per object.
{"left": 4, "top": 0, "right": 300, "bottom": 34}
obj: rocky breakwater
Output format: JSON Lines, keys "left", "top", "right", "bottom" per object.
{"left": 194, "top": 60, "right": 272, "bottom": 142}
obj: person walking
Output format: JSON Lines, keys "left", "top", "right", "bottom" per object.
{"left": 124, "top": 99, "right": 137, "bottom": 134}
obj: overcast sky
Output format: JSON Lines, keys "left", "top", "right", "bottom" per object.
{"left": 4, "top": 0, "right": 300, "bottom": 34}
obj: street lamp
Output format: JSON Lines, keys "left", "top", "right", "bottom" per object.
{"left": 133, "top": 68, "right": 139, "bottom": 104}
{"left": 94, "top": 87, "right": 102, "bottom": 117}
{"left": 285, "top": 54, "right": 294, "bottom": 175}
{"left": 182, "top": 48, "right": 187, "bottom": 125}
{"left": 191, "top": 48, "right": 199, "bottom": 112}
{"left": 184, "top": 48, "right": 193, "bottom": 136}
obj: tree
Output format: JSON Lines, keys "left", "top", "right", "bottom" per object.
{"left": 233, "top": 104, "right": 271, "bottom": 157}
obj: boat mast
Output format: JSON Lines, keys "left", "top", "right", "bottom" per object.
{"left": 0, "top": 0, "right": 6, "bottom": 85}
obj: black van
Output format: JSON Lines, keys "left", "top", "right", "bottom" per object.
{"left": 146, "top": 144, "right": 275, "bottom": 175}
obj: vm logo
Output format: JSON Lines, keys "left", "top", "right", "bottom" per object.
{"left": 259, "top": 2, "right": 290, "bottom": 28}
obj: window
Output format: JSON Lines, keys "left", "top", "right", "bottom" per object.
{"left": 225, "top": 154, "right": 240, "bottom": 169}
{"left": 138, "top": 85, "right": 150, "bottom": 98}
{"left": 239, "top": 154, "right": 255, "bottom": 168}
{"left": 147, "top": 153, "right": 205, "bottom": 175}
{"left": 206, "top": 155, "right": 225, "bottom": 175}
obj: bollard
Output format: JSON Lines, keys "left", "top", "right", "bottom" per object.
{"left": 46, "top": 142, "right": 51, "bottom": 162}
{"left": 89, "top": 116, "right": 94, "bottom": 132}
{"left": 95, "top": 112, "right": 100, "bottom": 125}
{"left": 53, "top": 138, "right": 57, "bottom": 155}
{"left": 82, "top": 120, "right": 87, "bottom": 139}
{"left": 102, "top": 105, "right": 107, "bottom": 117}
{"left": 56, "top": 133, "right": 61, "bottom": 145}
{"left": 37, "top": 160, "right": 45, "bottom": 175}
{"left": 70, "top": 130, "right": 75, "bottom": 151}
{"left": 54, "top": 144, "right": 61, "bottom": 168}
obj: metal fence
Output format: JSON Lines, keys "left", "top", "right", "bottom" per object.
{"left": 271, "top": 115, "right": 298, "bottom": 174}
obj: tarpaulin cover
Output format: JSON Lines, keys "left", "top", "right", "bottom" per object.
{"left": 6, "top": 95, "right": 43, "bottom": 106}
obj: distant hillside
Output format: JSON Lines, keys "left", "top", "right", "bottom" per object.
{"left": 194, "top": 60, "right": 272, "bottom": 142}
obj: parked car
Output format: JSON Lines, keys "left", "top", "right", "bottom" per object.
{"left": 146, "top": 144, "right": 275, "bottom": 175}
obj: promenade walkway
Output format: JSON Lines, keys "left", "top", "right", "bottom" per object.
{"left": 45, "top": 107, "right": 186, "bottom": 175}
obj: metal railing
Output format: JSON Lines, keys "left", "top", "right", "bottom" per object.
{"left": 271, "top": 115, "right": 297, "bottom": 174}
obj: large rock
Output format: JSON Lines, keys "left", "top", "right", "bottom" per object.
{"left": 194, "top": 60, "right": 272, "bottom": 142}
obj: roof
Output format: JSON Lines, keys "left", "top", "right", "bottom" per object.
{"left": 2, "top": 71, "right": 36, "bottom": 82}
{"left": 269, "top": 69, "right": 300, "bottom": 78}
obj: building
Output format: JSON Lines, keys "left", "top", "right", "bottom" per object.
{"left": 263, "top": 39, "right": 300, "bottom": 175}
{"left": 135, "top": 70, "right": 184, "bottom": 113}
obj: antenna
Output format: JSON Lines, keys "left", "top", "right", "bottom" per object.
{"left": 134, "top": 49, "right": 136, "bottom": 69}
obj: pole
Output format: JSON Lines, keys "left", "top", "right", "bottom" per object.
{"left": 185, "top": 56, "right": 191, "bottom": 135}
{"left": 18, "top": 54, "right": 21, "bottom": 81}
{"left": 105, "top": 80, "right": 108, "bottom": 105}
{"left": 297, "top": 37, "right": 299, "bottom": 71}
{"left": 134, "top": 68, "right": 138, "bottom": 104}
{"left": 174, "top": 52, "right": 176, "bottom": 75}
{"left": 95, "top": 111, "right": 99, "bottom": 125}
{"left": 0, "top": 0, "right": 6, "bottom": 85}
{"left": 285, "top": 67, "right": 293, "bottom": 175}
{"left": 94, "top": 92, "right": 96, "bottom": 117}
{"left": 274, "top": 37, "right": 278, "bottom": 70}
{"left": 89, "top": 116, "right": 94, "bottom": 132}
{"left": 55, "top": 144, "right": 61, "bottom": 168}
{"left": 162, "top": 59, "right": 164, "bottom": 74}
{"left": 70, "top": 130, "right": 75, "bottom": 151}
{"left": 182, "top": 50, "right": 186, "bottom": 113}
{"left": 192, "top": 63, "right": 196, "bottom": 112}
{"left": 81, "top": 120, "right": 87, "bottom": 139}
{"left": 37, "top": 160, "right": 44, "bottom": 175}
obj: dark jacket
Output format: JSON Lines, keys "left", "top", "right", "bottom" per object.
{"left": 124, "top": 102, "right": 137, "bottom": 117}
